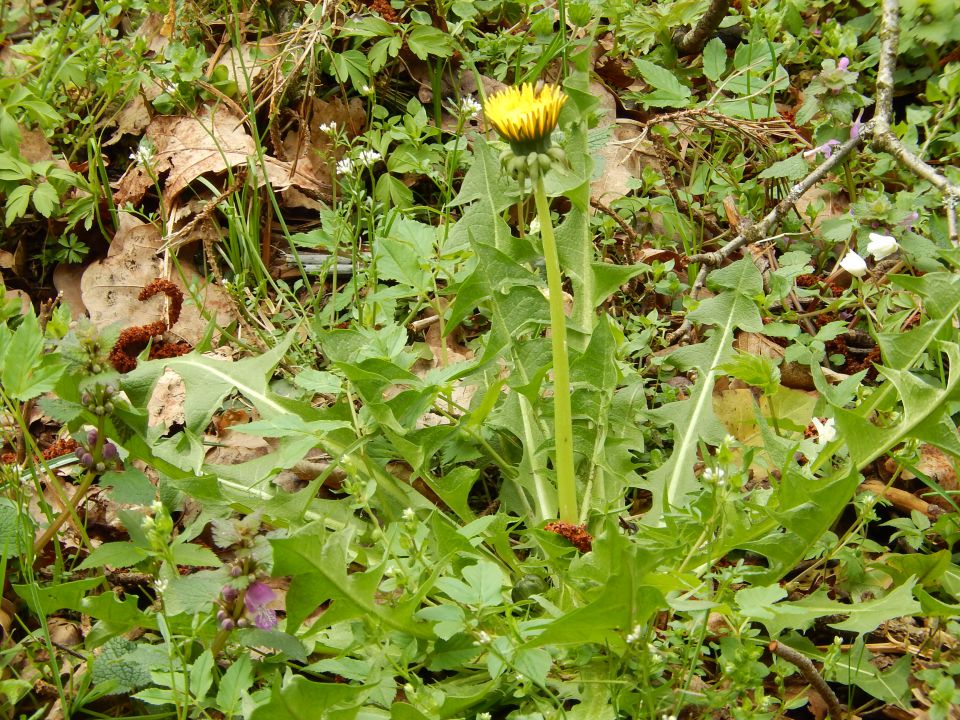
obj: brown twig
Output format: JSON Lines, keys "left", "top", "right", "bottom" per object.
{"left": 589, "top": 198, "right": 639, "bottom": 243}
{"left": 667, "top": 131, "right": 866, "bottom": 344}
{"left": 673, "top": 0, "right": 732, "bottom": 55}
{"left": 872, "top": 0, "right": 960, "bottom": 244}
{"left": 769, "top": 641, "right": 845, "bottom": 720}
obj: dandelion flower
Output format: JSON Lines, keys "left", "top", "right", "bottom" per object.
{"left": 484, "top": 82, "right": 568, "bottom": 153}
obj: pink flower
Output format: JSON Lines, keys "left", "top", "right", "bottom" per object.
{"left": 244, "top": 582, "right": 277, "bottom": 630}
{"left": 837, "top": 57, "right": 850, "bottom": 72}
{"left": 850, "top": 110, "right": 864, "bottom": 140}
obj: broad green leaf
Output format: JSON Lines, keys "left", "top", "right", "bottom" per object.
{"left": 738, "top": 579, "right": 920, "bottom": 636}
{"left": 77, "top": 542, "right": 148, "bottom": 570}
{"left": 703, "top": 38, "right": 727, "bottom": 82}
{"left": 272, "top": 525, "right": 430, "bottom": 637}
{"left": 0, "top": 311, "right": 65, "bottom": 400}
{"left": 249, "top": 675, "right": 367, "bottom": 720}
{"left": 633, "top": 59, "right": 692, "bottom": 108}
{"left": 644, "top": 261, "right": 763, "bottom": 519}
{"left": 0, "top": 498, "right": 29, "bottom": 559}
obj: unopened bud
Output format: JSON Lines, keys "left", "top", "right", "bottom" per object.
{"left": 221, "top": 585, "right": 238, "bottom": 601}
{"left": 102, "top": 442, "right": 119, "bottom": 460}
{"left": 79, "top": 452, "right": 94, "bottom": 468}
{"left": 86, "top": 429, "right": 99, "bottom": 446}
{"left": 220, "top": 618, "right": 235, "bottom": 631}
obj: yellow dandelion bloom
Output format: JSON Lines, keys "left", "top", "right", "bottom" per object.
{"left": 484, "top": 83, "right": 568, "bottom": 153}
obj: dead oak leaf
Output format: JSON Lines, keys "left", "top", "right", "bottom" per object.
{"left": 114, "top": 106, "right": 329, "bottom": 206}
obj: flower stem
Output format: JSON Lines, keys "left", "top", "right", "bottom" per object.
{"left": 532, "top": 175, "right": 578, "bottom": 523}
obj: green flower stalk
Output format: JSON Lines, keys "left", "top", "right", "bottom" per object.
{"left": 485, "top": 83, "right": 577, "bottom": 523}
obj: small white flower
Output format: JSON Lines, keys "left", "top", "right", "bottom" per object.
{"left": 356, "top": 149, "right": 382, "bottom": 166}
{"left": 317, "top": 121, "right": 337, "bottom": 134}
{"left": 129, "top": 141, "right": 155, "bottom": 167}
{"left": 529, "top": 217, "right": 541, "bottom": 234}
{"left": 476, "top": 713, "right": 493, "bottom": 720}
{"left": 360, "top": 84, "right": 373, "bottom": 95}
{"left": 839, "top": 250, "right": 867, "bottom": 278}
{"left": 866, "top": 232, "right": 898, "bottom": 260}
{"left": 811, "top": 416, "right": 837, "bottom": 445}
{"left": 402, "top": 507, "right": 415, "bottom": 520}
{"left": 154, "top": 578, "right": 169, "bottom": 595}
{"left": 702, "top": 467, "right": 725, "bottom": 484}
{"left": 625, "top": 624, "right": 642, "bottom": 644}
{"left": 336, "top": 157, "right": 355, "bottom": 176}
{"left": 474, "top": 630, "right": 492, "bottom": 646}
{"left": 723, "top": 434, "right": 736, "bottom": 446}
{"left": 455, "top": 96, "right": 482, "bottom": 118}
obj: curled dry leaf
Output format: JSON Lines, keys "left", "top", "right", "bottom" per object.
{"left": 146, "top": 368, "right": 186, "bottom": 432}
{"left": 113, "top": 106, "right": 329, "bottom": 207}
{"left": 212, "top": 38, "right": 279, "bottom": 96}
{"left": 53, "top": 263, "right": 87, "bottom": 318}
{"left": 79, "top": 215, "right": 236, "bottom": 344}
{"left": 280, "top": 97, "right": 366, "bottom": 210}
{"left": 735, "top": 331, "right": 847, "bottom": 391}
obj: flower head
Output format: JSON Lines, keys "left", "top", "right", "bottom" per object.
{"left": 336, "top": 157, "right": 355, "bottom": 176}
{"left": 803, "top": 138, "right": 841, "bottom": 160}
{"left": 318, "top": 121, "right": 337, "bottom": 134}
{"left": 244, "top": 581, "right": 277, "bottom": 630}
{"left": 485, "top": 82, "right": 568, "bottom": 154}
{"left": 866, "top": 232, "right": 898, "bottom": 260}
{"left": 839, "top": 250, "right": 867, "bottom": 278}
{"left": 356, "top": 149, "right": 382, "bottom": 166}
{"left": 452, "top": 95, "right": 482, "bottom": 120}
{"left": 130, "top": 141, "right": 156, "bottom": 168}
{"left": 811, "top": 416, "right": 837, "bottom": 445}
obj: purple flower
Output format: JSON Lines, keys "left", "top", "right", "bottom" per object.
{"left": 900, "top": 211, "right": 919, "bottom": 231}
{"left": 837, "top": 57, "right": 850, "bottom": 72}
{"left": 803, "top": 139, "right": 841, "bottom": 160}
{"left": 850, "top": 110, "right": 864, "bottom": 140}
{"left": 244, "top": 582, "right": 277, "bottom": 630}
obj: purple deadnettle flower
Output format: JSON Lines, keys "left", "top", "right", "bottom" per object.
{"left": 837, "top": 57, "right": 850, "bottom": 72}
{"left": 850, "top": 110, "right": 864, "bottom": 140}
{"left": 244, "top": 581, "right": 277, "bottom": 630}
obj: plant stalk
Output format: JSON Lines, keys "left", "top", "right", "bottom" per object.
{"left": 532, "top": 175, "right": 578, "bottom": 523}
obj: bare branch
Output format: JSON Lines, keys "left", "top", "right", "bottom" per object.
{"left": 769, "top": 642, "right": 845, "bottom": 720}
{"left": 673, "top": 0, "right": 731, "bottom": 55}
{"left": 665, "top": 132, "right": 866, "bottom": 344}
{"left": 872, "top": 0, "right": 960, "bottom": 243}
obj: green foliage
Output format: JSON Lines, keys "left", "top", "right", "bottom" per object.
{"left": 3, "top": 0, "right": 960, "bottom": 717}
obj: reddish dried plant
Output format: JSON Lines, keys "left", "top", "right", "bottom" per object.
{"left": 109, "top": 279, "right": 190, "bottom": 372}
{"left": 544, "top": 521, "right": 593, "bottom": 553}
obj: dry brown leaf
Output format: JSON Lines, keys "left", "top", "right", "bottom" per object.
{"left": 735, "top": 331, "right": 848, "bottom": 390}
{"left": 113, "top": 106, "right": 329, "bottom": 207}
{"left": 147, "top": 369, "right": 186, "bottom": 432}
{"left": 80, "top": 215, "right": 236, "bottom": 344}
{"left": 52, "top": 263, "right": 87, "bottom": 318}
{"left": 279, "top": 97, "right": 366, "bottom": 209}
{"left": 0, "top": 249, "right": 14, "bottom": 269}
{"left": 5, "top": 288, "right": 31, "bottom": 316}
{"left": 212, "top": 38, "right": 279, "bottom": 96}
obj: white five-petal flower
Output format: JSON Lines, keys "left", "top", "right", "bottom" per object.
{"left": 839, "top": 250, "right": 867, "bottom": 277}
{"left": 866, "top": 232, "right": 898, "bottom": 260}
{"left": 811, "top": 417, "right": 837, "bottom": 445}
